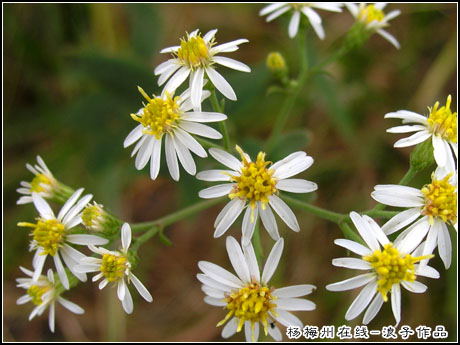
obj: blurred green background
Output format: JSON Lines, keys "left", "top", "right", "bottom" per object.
{"left": 3, "top": 3, "right": 457, "bottom": 342}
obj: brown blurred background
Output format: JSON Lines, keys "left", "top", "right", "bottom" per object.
{"left": 3, "top": 3, "right": 457, "bottom": 341}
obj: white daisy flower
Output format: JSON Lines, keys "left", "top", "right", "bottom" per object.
{"left": 259, "top": 3, "right": 343, "bottom": 39}
{"left": 345, "top": 3, "right": 401, "bottom": 49}
{"left": 124, "top": 86, "right": 227, "bottom": 181}
{"left": 17, "top": 155, "right": 59, "bottom": 204}
{"left": 154, "top": 29, "right": 250, "bottom": 109}
{"left": 326, "top": 212, "right": 439, "bottom": 325}
{"left": 16, "top": 267, "right": 84, "bottom": 333}
{"left": 385, "top": 95, "right": 457, "bottom": 172}
{"left": 198, "top": 236, "right": 316, "bottom": 341}
{"left": 371, "top": 168, "right": 457, "bottom": 269}
{"left": 18, "top": 190, "right": 109, "bottom": 290}
{"left": 75, "top": 223, "right": 153, "bottom": 314}
{"left": 197, "top": 146, "right": 317, "bottom": 245}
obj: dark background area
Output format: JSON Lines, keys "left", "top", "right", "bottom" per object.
{"left": 3, "top": 3, "right": 457, "bottom": 341}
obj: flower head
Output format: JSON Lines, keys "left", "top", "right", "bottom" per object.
{"left": 75, "top": 223, "right": 153, "bottom": 314}
{"left": 197, "top": 146, "right": 317, "bottom": 245}
{"left": 326, "top": 212, "right": 439, "bottom": 325}
{"left": 124, "top": 86, "right": 227, "bottom": 181}
{"left": 17, "top": 190, "right": 109, "bottom": 290}
{"left": 198, "top": 236, "right": 316, "bottom": 341}
{"left": 154, "top": 29, "right": 250, "bottom": 109}
{"left": 346, "top": 3, "right": 401, "bottom": 48}
{"left": 16, "top": 267, "right": 84, "bottom": 333}
{"left": 17, "top": 156, "right": 59, "bottom": 204}
{"left": 371, "top": 168, "right": 457, "bottom": 269}
{"left": 260, "top": 3, "right": 343, "bottom": 39}
{"left": 385, "top": 95, "right": 457, "bottom": 173}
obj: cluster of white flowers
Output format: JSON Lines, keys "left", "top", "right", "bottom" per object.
{"left": 13, "top": 3, "right": 456, "bottom": 341}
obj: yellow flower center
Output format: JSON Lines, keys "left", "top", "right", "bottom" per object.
{"left": 19, "top": 219, "right": 66, "bottom": 256}
{"left": 421, "top": 173, "right": 457, "bottom": 225}
{"left": 358, "top": 4, "right": 385, "bottom": 24}
{"left": 30, "top": 174, "right": 52, "bottom": 193}
{"left": 427, "top": 95, "right": 457, "bottom": 143}
{"left": 218, "top": 281, "right": 278, "bottom": 340}
{"left": 363, "top": 244, "right": 432, "bottom": 302}
{"left": 131, "top": 87, "right": 182, "bottom": 139}
{"left": 266, "top": 52, "right": 286, "bottom": 72}
{"left": 176, "top": 34, "right": 210, "bottom": 69}
{"left": 82, "top": 202, "right": 105, "bottom": 231}
{"left": 229, "top": 146, "right": 277, "bottom": 215}
{"left": 101, "top": 254, "right": 128, "bottom": 282}
{"left": 27, "top": 285, "right": 51, "bottom": 306}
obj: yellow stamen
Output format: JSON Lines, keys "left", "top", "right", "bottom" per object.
{"left": 427, "top": 95, "right": 457, "bottom": 143}
{"left": 131, "top": 87, "right": 182, "bottom": 139}
{"left": 82, "top": 202, "right": 105, "bottom": 231}
{"left": 421, "top": 173, "right": 457, "bottom": 225}
{"left": 100, "top": 253, "right": 128, "bottom": 282}
{"left": 19, "top": 219, "right": 66, "bottom": 256}
{"left": 30, "top": 174, "right": 52, "bottom": 193}
{"left": 229, "top": 146, "right": 277, "bottom": 215}
{"left": 218, "top": 281, "right": 278, "bottom": 338}
{"left": 176, "top": 33, "right": 211, "bottom": 69}
{"left": 358, "top": 4, "right": 385, "bottom": 24}
{"left": 27, "top": 285, "right": 51, "bottom": 306}
{"left": 363, "top": 243, "right": 433, "bottom": 302}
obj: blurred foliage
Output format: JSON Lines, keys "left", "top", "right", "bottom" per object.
{"left": 3, "top": 3, "right": 457, "bottom": 342}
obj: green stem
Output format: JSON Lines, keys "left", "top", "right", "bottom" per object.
{"left": 131, "top": 226, "right": 160, "bottom": 252}
{"left": 362, "top": 210, "right": 399, "bottom": 219}
{"left": 265, "top": 29, "right": 309, "bottom": 154}
{"left": 131, "top": 198, "right": 225, "bottom": 233}
{"left": 339, "top": 221, "right": 364, "bottom": 245}
{"left": 210, "top": 89, "right": 230, "bottom": 151}
{"left": 280, "top": 195, "right": 345, "bottom": 224}
{"left": 252, "top": 220, "right": 264, "bottom": 266}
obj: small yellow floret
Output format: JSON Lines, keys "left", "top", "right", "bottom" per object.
{"left": 177, "top": 34, "right": 210, "bottom": 69}
{"left": 30, "top": 174, "right": 52, "bottom": 193}
{"left": 427, "top": 95, "right": 457, "bottom": 143}
{"left": 358, "top": 4, "right": 385, "bottom": 24}
{"left": 101, "top": 254, "right": 128, "bottom": 282}
{"left": 19, "top": 219, "right": 66, "bottom": 256}
{"left": 421, "top": 173, "right": 457, "bottom": 225}
{"left": 27, "top": 285, "right": 51, "bottom": 306}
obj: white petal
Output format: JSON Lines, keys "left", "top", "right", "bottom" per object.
{"left": 259, "top": 3, "right": 286, "bottom": 16}
{"left": 362, "top": 294, "right": 384, "bottom": 325}
{"left": 415, "top": 264, "right": 439, "bottom": 279}
{"left": 244, "top": 320, "right": 259, "bottom": 342}
{"left": 209, "top": 148, "right": 241, "bottom": 171}
{"left": 162, "top": 66, "right": 190, "bottom": 95}
{"left": 57, "top": 297, "right": 84, "bottom": 314}
{"left": 62, "top": 194, "right": 93, "bottom": 227}
{"left": 386, "top": 124, "right": 427, "bottom": 133}
{"left": 310, "top": 3, "right": 343, "bottom": 12}
{"left": 226, "top": 236, "right": 251, "bottom": 283}
{"left": 213, "top": 56, "right": 250, "bottom": 73}
{"left": 198, "top": 261, "right": 242, "bottom": 289}
{"left": 385, "top": 9, "right": 401, "bottom": 22}
{"left": 272, "top": 155, "right": 313, "bottom": 179}
{"left": 276, "top": 179, "right": 318, "bottom": 193}
{"left": 382, "top": 208, "right": 422, "bottom": 235}
{"left": 326, "top": 273, "right": 375, "bottom": 291}
{"left": 401, "top": 280, "right": 427, "bottom": 293}
{"left": 438, "top": 221, "right": 452, "bottom": 269}
{"left": 49, "top": 302, "right": 55, "bottom": 333}
{"left": 302, "top": 8, "right": 325, "bottom": 39}
{"left": 273, "top": 309, "right": 303, "bottom": 328}
{"left": 150, "top": 137, "right": 162, "bottom": 180}
{"left": 363, "top": 215, "right": 390, "bottom": 247}
{"left": 203, "top": 29, "right": 218, "bottom": 43}
{"left": 391, "top": 284, "right": 401, "bottom": 326}
{"left": 154, "top": 59, "right": 178, "bottom": 75}
{"left": 268, "top": 195, "right": 299, "bottom": 232}
{"left": 271, "top": 151, "right": 306, "bottom": 171}
{"left": 196, "top": 169, "right": 233, "bottom": 182}
{"left": 121, "top": 223, "right": 131, "bottom": 251}
{"left": 261, "top": 238, "right": 284, "bottom": 284}
{"left": 32, "top": 193, "right": 55, "bottom": 219}
{"left": 385, "top": 110, "right": 428, "bottom": 125}
{"left": 242, "top": 206, "right": 258, "bottom": 246}
{"left": 174, "top": 127, "right": 207, "bottom": 158}
{"left": 180, "top": 121, "right": 222, "bottom": 139}
{"left": 349, "top": 212, "right": 380, "bottom": 251}
{"left": 158, "top": 63, "right": 181, "bottom": 86}
{"left": 199, "top": 183, "right": 233, "bottom": 199}
{"left": 66, "top": 234, "right": 108, "bottom": 246}
{"left": 432, "top": 134, "right": 447, "bottom": 167}
{"left": 268, "top": 324, "right": 283, "bottom": 341}
{"left": 334, "top": 239, "right": 372, "bottom": 256}
{"left": 159, "top": 45, "right": 180, "bottom": 54}
{"left": 376, "top": 29, "right": 400, "bottom": 49}
{"left": 276, "top": 298, "right": 316, "bottom": 311}
{"left": 288, "top": 10, "right": 301, "bottom": 38}
{"left": 396, "top": 217, "right": 430, "bottom": 255}
{"left": 265, "top": 6, "right": 291, "bottom": 22}
{"left": 332, "top": 258, "right": 372, "bottom": 270}
{"left": 275, "top": 284, "right": 316, "bottom": 298}
{"left": 197, "top": 273, "right": 232, "bottom": 292}
{"left": 165, "top": 135, "right": 180, "bottom": 181}
{"left": 135, "top": 136, "right": 155, "bottom": 170}
{"left": 121, "top": 288, "right": 134, "bottom": 314}
{"left": 99, "top": 278, "right": 109, "bottom": 290}
{"left": 214, "top": 198, "right": 246, "bottom": 238}
{"left": 221, "top": 318, "right": 238, "bottom": 338}
{"left": 124, "top": 124, "right": 144, "bottom": 148}
{"left": 57, "top": 188, "right": 84, "bottom": 221}
{"left": 206, "top": 67, "right": 236, "bottom": 101}
{"left": 242, "top": 242, "right": 260, "bottom": 283}
{"left": 190, "top": 68, "right": 205, "bottom": 109}
{"left": 117, "top": 278, "right": 126, "bottom": 301}
{"left": 17, "top": 295, "right": 33, "bottom": 305}
{"left": 130, "top": 273, "right": 153, "bottom": 302}
{"left": 258, "top": 203, "right": 280, "bottom": 241}
{"left": 211, "top": 39, "right": 249, "bottom": 54}
{"left": 131, "top": 135, "right": 148, "bottom": 158}
{"left": 345, "top": 281, "right": 378, "bottom": 321}
{"left": 181, "top": 111, "right": 227, "bottom": 123}
{"left": 172, "top": 134, "right": 196, "bottom": 175}
{"left": 54, "top": 254, "right": 69, "bottom": 290}
{"left": 204, "top": 296, "right": 227, "bottom": 307}
{"left": 393, "top": 130, "right": 431, "bottom": 148}
{"left": 344, "top": 3, "right": 358, "bottom": 17}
